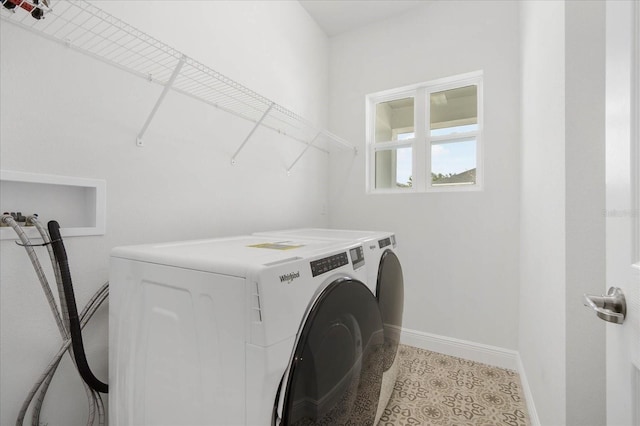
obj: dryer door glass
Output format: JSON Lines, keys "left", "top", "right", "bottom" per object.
{"left": 278, "top": 278, "right": 384, "bottom": 426}
{"left": 376, "top": 250, "right": 404, "bottom": 372}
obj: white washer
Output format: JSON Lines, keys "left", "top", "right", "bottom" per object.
{"left": 109, "top": 235, "right": 385, "bottom": 426}
{"left": 253, "top": 229, "right": 404, "bottom": 424}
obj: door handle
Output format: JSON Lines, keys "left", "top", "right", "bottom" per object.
{"left": 583, "top": 287, "right": 626, "bottom": 324}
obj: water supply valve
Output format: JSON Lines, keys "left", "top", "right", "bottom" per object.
{"left": 0, "top": 212, "right": 37, "bottom": 226}
{"left": 1, "top": 0, "right": 48, "bottom": 20}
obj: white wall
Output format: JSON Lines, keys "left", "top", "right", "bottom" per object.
{"left": 519, "top": 3, "right": 567, "bottom": 423}
{"left": 328, "top": 1, "right": 521, "bottom": 350}
{"left": 564, "top": 2, "right": 606, "bottom": 424}
{"left": 0, "top": 2, "right": 329, "bottom": 425}
{"left": 519, "top": 1, "right": 606, "bottom": 425}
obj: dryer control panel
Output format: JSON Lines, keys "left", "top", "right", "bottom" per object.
{"left": 310, "top": 252, "right": 348, "bottom": 277}
{"left": 378, "top": 235, "right": 397, "bottom": 249}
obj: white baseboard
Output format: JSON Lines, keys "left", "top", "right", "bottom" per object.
{"left": 400, "top": 327, "right": 539, "bottom": 426}
{"left": 400, "top": 327, "right": 519, "bottom": 370}
{"left": 516, "top": 353, "right": 541, "bottom": 426}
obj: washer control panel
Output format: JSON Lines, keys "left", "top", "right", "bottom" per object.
{"left": 310, "top": 252, "right": 348, "bottom": 277}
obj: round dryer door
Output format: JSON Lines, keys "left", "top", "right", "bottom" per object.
{"left": 275, "top": 278, "right": 384, "bottom": 426}
{"left": 376, "top": 250, "right": 404, "bottom": 372}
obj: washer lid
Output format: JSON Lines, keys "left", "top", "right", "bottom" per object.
{"left": 376, "top": 250, "right": 404, "bottom": 372}
{"left": 274, "top": 278, "right": 384, "bottom": 426}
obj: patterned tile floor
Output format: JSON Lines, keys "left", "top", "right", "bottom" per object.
{"left": 379, "top": 345, "right": 530, "bottom": 426}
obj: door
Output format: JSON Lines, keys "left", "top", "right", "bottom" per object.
{"left": 376, "top": 249, "right": 404, "bottom": 373}
{"left": 606, "top": 1, "right": 640, "bottom": 425}
{"left": 374, "top": 249, "right": 404, "bottom": 423}
{"left": 274, "top": 278, "right": 384, "bottom": 426}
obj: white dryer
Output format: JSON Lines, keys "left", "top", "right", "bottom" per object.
{"left": 252, "top": 229, "right": 403, "bottom": 424}
{"left": 109, "top": 235, "right": 385, "bottom": 426}
{"left": 253, "top": 229, "right": 398, "bottom": 292}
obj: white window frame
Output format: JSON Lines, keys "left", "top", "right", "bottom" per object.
{"left": 365, "top": 70, "right": 484, "bottom": 194}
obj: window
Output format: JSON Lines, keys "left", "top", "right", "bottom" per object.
{"left": 366, "top": 71, "right": 483, "bottom": 193}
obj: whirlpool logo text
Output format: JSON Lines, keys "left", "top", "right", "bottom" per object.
{"left": 279, "top": 271, "right": 300, "bottom": 284}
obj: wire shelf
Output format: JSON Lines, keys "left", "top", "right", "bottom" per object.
{"left": 1, "top": 0, "right": 354, "bottom": 165}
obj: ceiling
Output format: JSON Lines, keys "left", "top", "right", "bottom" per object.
{"left": 298, "top": 0, "right": 428, "bottom": 37}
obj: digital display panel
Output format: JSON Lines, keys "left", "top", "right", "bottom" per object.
{"left": 349, "top": 246, "right": 365, "bottom": 270}
{"left": 378, "top": 237, "right": 391, "bottom": 249}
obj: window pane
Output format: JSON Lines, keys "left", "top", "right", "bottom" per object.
{"left": 375, "top": 97, "right": 414, "bottom": 143}
{"left": 431, "top": 140, "right": 476, "bottom": 186}
{"left": 430, "top": 85, "right": 477, "bottom": 136}
{"left": 396, "top": 131, "right": 415, "bottom": 141}
{"left": 431, "top": 124, "right": 477, "bottom": 137}
{"left": 375, "top": 148, "right": 412, "bottom": 189}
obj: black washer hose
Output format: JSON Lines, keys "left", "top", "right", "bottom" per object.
{"left": 48, "top": 220, "right": 108, "bottom": 394}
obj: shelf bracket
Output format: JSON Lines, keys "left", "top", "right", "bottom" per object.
{"left": 231, "top": 102, "right": 274, "bottom": 164}
{"left": 286, "top": 132, "right": 322, "bottom": 175}
{"left": 136, "top": 54, "right": 186, "bottom": 147}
